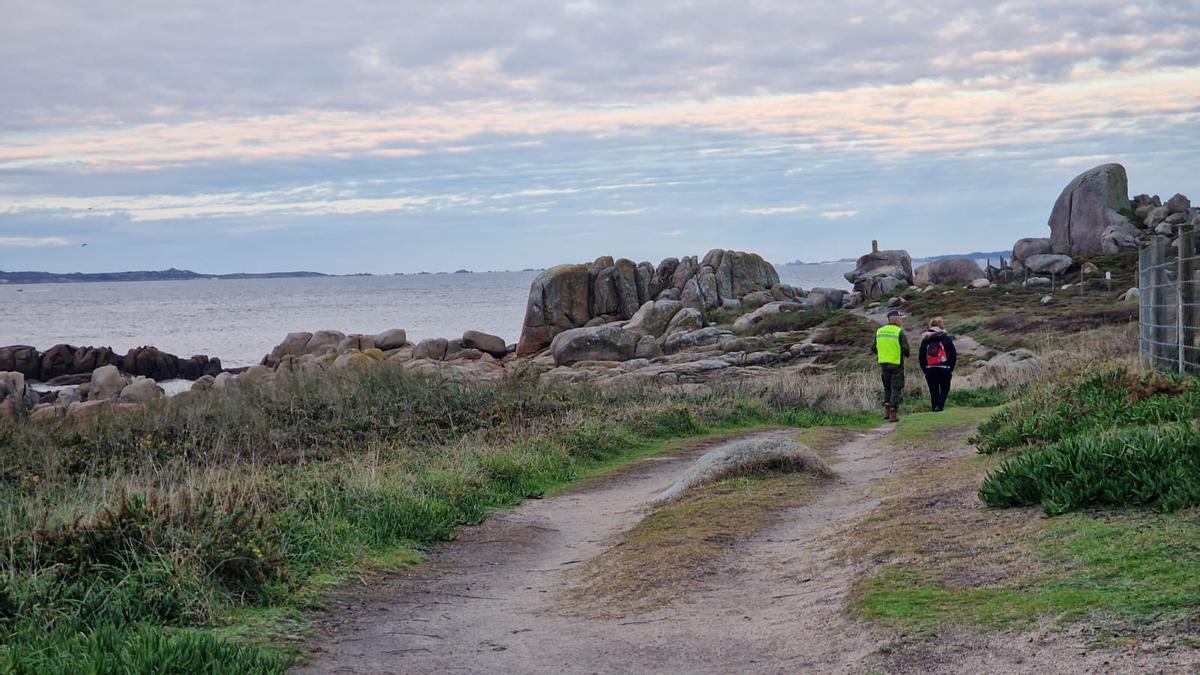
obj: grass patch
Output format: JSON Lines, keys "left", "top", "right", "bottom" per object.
{"left": 856, "top": 509, "right": 1200, "bottom": 636}
{"left": 892, "top": 407, "right": 1000, "bottom": 448}
{"left": 567, "top": 470, "right": 821, "bottom": 617}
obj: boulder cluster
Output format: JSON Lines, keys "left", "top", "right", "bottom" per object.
{"left": 0, "top": 343, "right": 221, "bottom": 383}
{"left": 1016, "top": 165, "right": 1195, "bottom": 303}
{"left": 843, "top": 244, "right": 914, "bottom": 297}
{"left": 233, "top": 327, "right": 515, "bottom": 391}
{"left": 5, "top": 364, "right": 167, "bottom": 423}
{"left": 1004, "top": 163, "right": 1197, "bottom": 278}
{"left": 517, "top": 249, "right": 806, "bottom": 355}
{"left": 0, "top": 343, "right": 225, "bottom": 422}
{"left": 517, "top": 249, "right": 863, "bottom": 368}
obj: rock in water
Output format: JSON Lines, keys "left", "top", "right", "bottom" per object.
{"left": 517, "top": 264, "right": 592, "bottom": 355}
{"left": 550, "top": 325, "right": 642, "bottom": 366}
{"left": 913, "top": 258, "right": 983, "bottom": 288}
{"left": 654, "top": 436, "right": 831, "bottom": 502}
{"left": 1048, "top": 163, "right": 1136, "bottom": 256}
{"left": 0, "top": 345, "right": 40, "bottom": 379}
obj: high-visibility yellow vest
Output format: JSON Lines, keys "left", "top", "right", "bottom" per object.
{"left": 876, "top": 324, "right": 903, "bottom": 365}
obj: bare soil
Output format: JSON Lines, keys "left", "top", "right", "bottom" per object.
{"left": 297, "top": 424, "right": 1192, "bottom": 674}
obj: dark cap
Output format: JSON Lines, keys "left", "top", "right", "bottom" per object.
{"left": 886, "top": 309, "right": 904, "bottom": 318}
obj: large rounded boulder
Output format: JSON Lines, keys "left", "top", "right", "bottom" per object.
{"left": 913, "top": 258, "right": 984, "bottom": 288}
{"left": 517, "top": 264, "right": 592, "bottom": 355}
{"left": 550, "top": 325, "right": 642, "bottom": 366}
{"left": 1048, "top": 163, "right": 1136, "bottom": 256}
{"left": 1011, "top": 237, "right": 1053, "bottom": 270}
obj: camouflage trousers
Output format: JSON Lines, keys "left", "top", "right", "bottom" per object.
{"left": 880, "top": 363, "right": 905, "bottom": 408}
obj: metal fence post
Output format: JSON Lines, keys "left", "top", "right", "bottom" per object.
{"left": 1139, "top": 244, "right": 1150, "bottom": 365}
{"left": 1149, "top": 235, "right": 1171, "bottom": 370}
{"left": 1178, "top": 223, "right": 1196, "bottom": 374}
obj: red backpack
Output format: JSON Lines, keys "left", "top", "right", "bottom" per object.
{"left": 926, "top": 339, "right": 948, "bottom": 366}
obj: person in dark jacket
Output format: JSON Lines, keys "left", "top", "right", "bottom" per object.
{"left": 918, "top": 317, "right": 957, "bottom": 412}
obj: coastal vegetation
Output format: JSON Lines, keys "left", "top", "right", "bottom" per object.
{"left": 0, "top": 364, "right": 877, "bottom": 672}
{"left": 976, "top": 367, "right": 1200, "bottom": 514}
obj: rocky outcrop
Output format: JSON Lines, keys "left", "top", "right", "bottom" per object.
{"left": 516, "top": 249, "right": 785, "bottom": 354}
{"left": 912, "top": 258, "right": 984, "bottom": 288}
{"left": 516, "top": 264, "right": 592, "bottom": 355}
{"left": 844, "top": 243, "right": 913, "bottom": 298}
{"left": 1048, "top": 163, "right": 1138, "bottom": 256}
{"left": 1135, "top": 192, "right": 1198, "bottom": 240}
{"left": 0, "top": 343, "right": 221, "bottom": 383}
{"left": 0, "top": 346, "right": 40, "bottom": 379}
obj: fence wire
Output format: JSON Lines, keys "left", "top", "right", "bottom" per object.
{"left": 1139, "top": 224, "right": 1200, "bottom": 373}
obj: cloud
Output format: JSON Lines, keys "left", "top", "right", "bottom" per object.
{"left": 821, "top": 210, "right": 860, "bottom": 220}
{"left": 0, "top": 236, "right": 72, "bottom": 247}
{"left": 586, "top": 208, "right": 647, "bottom": 216}
{"left": 742, "top": 205, "right": 809, "bottom": 215}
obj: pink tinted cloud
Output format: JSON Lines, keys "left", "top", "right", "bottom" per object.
{"left": 1, "top": 67, "right": 1198, "bottom": 171}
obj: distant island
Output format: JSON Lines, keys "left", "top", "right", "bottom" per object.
{"left": 785, "top": 250, "right": 1010, "bottom": 265}
{"left": 0, "top": 267, "right": 328, "bottom": 285}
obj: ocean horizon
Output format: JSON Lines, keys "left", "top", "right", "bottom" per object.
{"left": 4, "top": 261, "right": 859, "bottom": 368}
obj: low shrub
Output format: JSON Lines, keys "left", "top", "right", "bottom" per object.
{"left": 979, "top": 423, "right": 1200, "bottom": 515}
{"left": 971, "top": 367, "right": 1200, "bottom": 454}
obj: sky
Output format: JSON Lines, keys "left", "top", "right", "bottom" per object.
{"left": 1, "top": 1, "right": 1198, "bottom": 274}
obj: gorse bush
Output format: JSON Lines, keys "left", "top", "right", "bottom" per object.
{"left": 0, "top": 364, "right": 875, "bottom": 670}
{"left": 975, "top": 366, "right": 1200, "bottom": 515}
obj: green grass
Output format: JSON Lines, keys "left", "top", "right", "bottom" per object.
{"left": 0, "top": 368, "right": 878, "bottom": 670}
{"left": 892, "top": 406, "right": 1001, "bottom": 446}
{"left": 857, "top": 510, "right": 1200, "bottom": 635}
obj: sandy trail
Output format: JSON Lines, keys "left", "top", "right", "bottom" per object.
{"left": 297, "top": 426, "right": 899, "bottom": 674}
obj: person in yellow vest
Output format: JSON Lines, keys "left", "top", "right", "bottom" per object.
{"left": 872, "top": 309, "right": 910, "bottom": 423}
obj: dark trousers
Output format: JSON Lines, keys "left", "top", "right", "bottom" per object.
{"left": 924, "top": 368, "right": 952, "bottom": 410}
{"left": 880, "top": 363, "right": 905, "bottom": 408}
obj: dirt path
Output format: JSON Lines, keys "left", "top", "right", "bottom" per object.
{"left": 298, "top": 427, "right": 900, "bottom": 674}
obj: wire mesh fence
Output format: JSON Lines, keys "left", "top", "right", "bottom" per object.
{"left": 1139, "top": 223, "right": 1200, "bottom": 373}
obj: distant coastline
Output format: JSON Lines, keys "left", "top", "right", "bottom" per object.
{"left": 0, "top": 267, "right": 329, "bottom": 285}
{"left": 2, "top": 252, "right": 1009, "bottom": 286}
{"left": 0, "top": 267, "right": 555, "bottom": 285}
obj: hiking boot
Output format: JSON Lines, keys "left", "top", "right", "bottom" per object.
{"left": 888, "top": 407, "right": 900, "bottom": 423}
{"left": 883, "top": 405, "right": 892, "bottom": 421}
